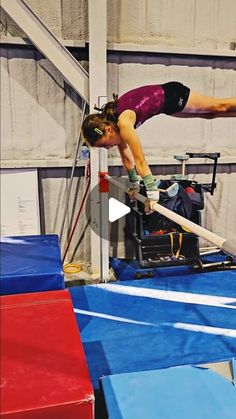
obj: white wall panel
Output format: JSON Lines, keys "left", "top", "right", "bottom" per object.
{"left": 217, "top": 0, "right": 236, "bottom": 50}
{"left": 40, "top": 170, "right": 91, "bottom": 262}
{"left": 155, "top": 0, "right": 195, "bottom": 47}
{"left": 107, "top": 0, "right": 236, "bottom": 50}
{"left": 61, "top": 0, "right": 88, "bottom": 40}
{"left": 193, "top": 0, "right": 236, "bottom": 49}
{"left": 0, "top": 52, "right": 13, "bottom": 159}
{"left": 194, "top": 0, "right": 218, "bottom": 49}
{"left": 64, "top": 87, "right": 83, "bottom": 158}
{"left": 8, "top": 49, "right": 40, "bottom": 159}
{"left": 0, "top": 48, "right": 82, "bottom": 160}
{"left": 34, "top": 57, "right": 66, "bottom": 158}
{"left": 24, "top": 0, "right": 62, "bottom": 38}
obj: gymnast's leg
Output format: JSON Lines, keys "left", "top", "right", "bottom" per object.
{"left": 174, "top": 91, "right": 236, "bottom": 119}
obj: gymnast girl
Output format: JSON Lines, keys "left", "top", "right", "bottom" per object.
{"left": 82, "top": 81, "right": 236, "bottom": 203}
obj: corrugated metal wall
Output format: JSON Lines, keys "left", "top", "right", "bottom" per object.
{"left": 1, "top": 0, "right": 235, "bottom": 261}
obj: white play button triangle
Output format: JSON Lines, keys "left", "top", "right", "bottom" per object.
{"left": 109, "top": 198, "right": 130, "bottom": 222}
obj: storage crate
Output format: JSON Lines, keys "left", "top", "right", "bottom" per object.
{"left": 126, "top": 180, "right": 204, "bottom": 268}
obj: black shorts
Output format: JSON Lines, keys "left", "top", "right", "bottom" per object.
{"left": 162, "top": 82, "right": 190, "bottom": 115}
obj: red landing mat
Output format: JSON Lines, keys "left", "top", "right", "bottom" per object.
{"left": 0, "top": 290, "right": 94, "bottom": 418}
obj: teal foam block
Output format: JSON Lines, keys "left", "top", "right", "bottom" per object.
{"left": 101, "top": 366, "right": 236, "bottom": 419}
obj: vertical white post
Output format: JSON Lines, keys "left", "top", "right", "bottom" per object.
{"left": 88, "top": 0, "right": 108, "bottom": 279}
{"left": 100, "top": 148, "right": 110, "bottom": 281}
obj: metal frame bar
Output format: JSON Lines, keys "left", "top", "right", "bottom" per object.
{"left": 186, "top": 153, "right": 221, "bottom": 195}
{"left": 230, "top": 358, "right": 236, "bottom": 386}
{"left": 1, "top": 36, "right": 235, "bottom": 58}
{"left": 59, "top": 102, "right": 87, "bottom": 241}
{"left": 1, "top": 0, "right": 89, "bottom": 102}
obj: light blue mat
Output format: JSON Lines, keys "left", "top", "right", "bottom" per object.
{"left": 101, "top": 366, "right": 236, "bottom": 419}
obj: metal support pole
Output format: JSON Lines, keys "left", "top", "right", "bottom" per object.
{"left": 89, "top": 0, "right": 108, "bottom": 279}
{"left": 59, "top": 102, "right": 87, "bottom": 241}
{"left": 100, "top": 150, "right": 110, "bottom": 282}
{"left": 230, "top": 358, "right": 236, "bottom": 386}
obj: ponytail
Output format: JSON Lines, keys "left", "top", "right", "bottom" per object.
{"left": 94, "top": 93, "right": 118, "bottom": 123}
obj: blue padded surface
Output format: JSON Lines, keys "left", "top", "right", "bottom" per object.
{"left": 70, "top": 260, "right": 236, "bottom": 389}
{"left": 101, "top": 366, "right": 236, "bottom": 419}
{"left": 110, "top": 254, "right": 232, "bottom": 281}
{"left": 0, "top": 235, "right": 64, "bottom": 295}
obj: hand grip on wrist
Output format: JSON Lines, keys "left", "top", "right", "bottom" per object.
{"left": 128, "top": 180, "right": 140, "bottom": 191}
{"left": 146, "top": 190, "right": 160, "bottom": 202}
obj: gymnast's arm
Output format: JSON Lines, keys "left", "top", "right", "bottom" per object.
{"left": 117, "top": 110, "right": 152, "bottom": 179}
{"left": 117, "top": 141, "right": 136, "bottom": 172}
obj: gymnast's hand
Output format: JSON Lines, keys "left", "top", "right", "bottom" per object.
{"left": 145, "top": 189, "right": 160, "bottom": 214}
{"left": 127, "top": 180, "right": 140, "bottom": 202}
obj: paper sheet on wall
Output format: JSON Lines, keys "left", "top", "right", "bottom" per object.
{"left": 0, "top": 169, "right": 40, "bottom": 236}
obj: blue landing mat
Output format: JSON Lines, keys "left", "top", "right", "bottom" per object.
{"left": 69, "top": 263, "right": 236, "bottom": 389}
{"left": 0, "top": 235, "right": 64, "bottom": 295}
{"left": 110, "top": 254, "right": 233, "bottom": 281}
{"left": 101, "top": 366, "right": 236, "bottom": 419}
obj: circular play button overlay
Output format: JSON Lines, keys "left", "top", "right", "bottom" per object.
{"left": 85, "top": 178, "right": 135, "bottom": 243}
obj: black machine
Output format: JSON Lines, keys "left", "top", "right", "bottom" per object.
{"left": 126, "top": 152, "right": 235, "bottom": 271}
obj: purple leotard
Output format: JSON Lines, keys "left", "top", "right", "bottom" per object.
{"left": 117, "top": 85, "right": 165, "bottom": 128}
